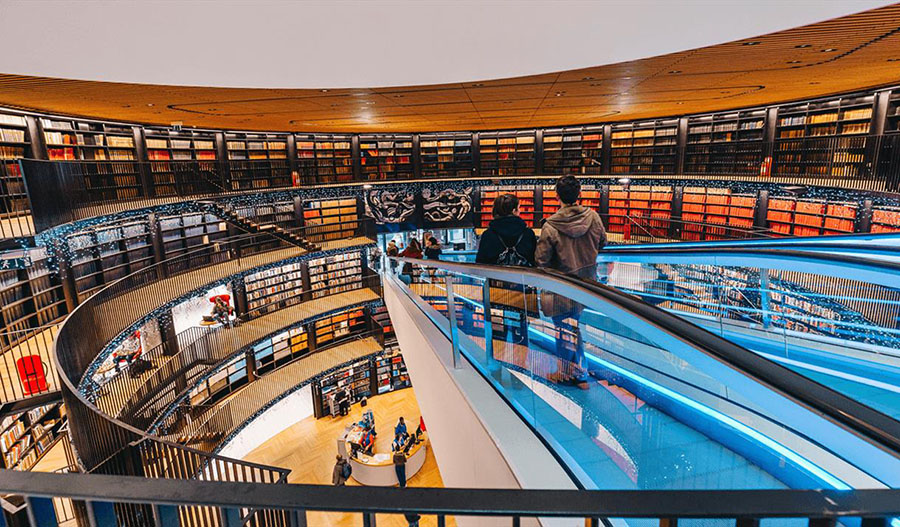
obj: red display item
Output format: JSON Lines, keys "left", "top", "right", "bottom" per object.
{"left": 17, "top": 355, "right": 48, "bottom": 396}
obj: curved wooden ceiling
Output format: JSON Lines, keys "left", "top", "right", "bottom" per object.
{"left": 1, "top": 3, "right": 900, "bottom": 133}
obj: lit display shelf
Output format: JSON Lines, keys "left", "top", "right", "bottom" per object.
{"left": 766, "top": 197, "right": 857, "bottom": 236}
{"left": 685, "top": 110, "right": 765, "bottom": 175}
{"left": 681, "top": 187, "right": 756, "bottom": 241}
{"left": 144, "top": 128, "right": 218, "bottom": 197}
{"left": 308, "top": 251, "right": 363, "bottom": 300}
{"left": 314, "top": 349, "right": 409, "bottom": 418}
{"left": 158, "top": 212, "right": 228, "bottom": 259}
{"left": 541, "top": 184, "right": 601, "bottom": 222}
{"left": 0, "top": 248, "right": 66, "bottom": 335}
{"left": 244, "top": 262, "right": 305, "bottom": 313}
{"left": 226, "top": 132, "right": 290, "bottom": 189}
{"left": 542, "top": 126, "right": 603, "bottom": 175}
{"left": 607, "top": 185, "right": 674, "bottom": 238}
{"left": 870, "top": 205, "right": 900, "bottom": 233}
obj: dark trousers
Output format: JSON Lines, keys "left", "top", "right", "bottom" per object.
{"left": 395, "top": 463, "right": 407, "bottom": 488}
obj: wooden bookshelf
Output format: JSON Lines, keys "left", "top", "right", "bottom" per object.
{"left": 226, "top": 132, "right": 290, "bottom": 189}
{"left": 774, "top": 94, "right": 874, "bottom": 178}
{"left": 314, "top": 308, "right": 366, "bottom": 346}
{"left": 359, "top": 134, "right": 413, "bottom": 180}
{"left": 307, "top": 251, "right": 363, "bottom": 300}
{"left": 294, "top": 134, "right": 354, "bottom": 184}
{"left": 680, "top": 187, "right": 756, "bottom": 241}
{"left": 374, "top": 349, "right": 409, "bottom": 395}
{"left": 0, "top": 112, "right": 30, "bottom": 217}
{"left": 541, "top": 185, "right": 601, "bottom": 223}
{"left": 144, "top": 128, "right": 218, "bottom": 196}
{"left": 0, "top": 248, "right": 66, "bottom": 340}
{"left": 685, "top": 110, "right": 765, "bottom": 175}
{"left": 478, "top": 186, "right": 536, "bottom": 227}
{"left": 870, "top": 205, "right": 900, "bottom": 233}
{"left": 541, "top": 126, "right": 603, "bottom": 175}
{"left": 189, "top": 354, "right": 249, "bottom": 407}
{"left": 372, "top": 305, "right": 395, "bottom": 343}
{"left": 479, "top": 130, "right": 535, "bottom": 177}
{"left": 65, "top": 218, "right": 154, "bottom": 301}
{"left": 302, "top": 198, "right": 358, "bottom": 242}
{"left": 886, "top": 92, "right": 900, "bottom": 134}
{"left": 235, "top": 200, "right": 297, "bottom": 231}
{"left": 158, "top": 212, "right": 228, "bottom": 259}
{"left": 419, "top": 132, "right": 474, "bottom": 178}
{"left": 607, "top": 185, "right": 674, "bottom": 238}
{"left": 316, "top": 355, "right": 373, "bottom": 417}
{"left": 766, "top": 196, "right": 857, "bottom": 236}
{"left": 244, "top": 262, "right": 305, "bottom": 314}
{"left": 0, "top": 403, "right": 65, "bottom": 470}
{"left": 40, "top": 118, "right": 136, "bottom": 161}
{"left": 610, "top": 120, "right": 678, "bottom": 174}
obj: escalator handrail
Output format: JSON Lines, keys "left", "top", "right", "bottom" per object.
{"left": 390, "top": 255, "right": 900, "bottom": 456}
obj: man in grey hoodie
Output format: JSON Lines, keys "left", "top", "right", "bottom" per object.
{"left": 536, "top": 175, "right": 607, "bottom": 388}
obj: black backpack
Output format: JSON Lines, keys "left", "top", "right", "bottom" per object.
{"left": 496, "top": 232, "right": 529, "bottom": 267}
{"left": 341, "top": 461, "right": 352, "bottom": 479}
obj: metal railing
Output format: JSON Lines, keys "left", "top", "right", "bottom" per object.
{"left": 0, "top": 324, "right": 59, "bottom": 409}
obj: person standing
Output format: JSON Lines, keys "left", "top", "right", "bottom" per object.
{"left": 332, "top": 454, "right": 351, "bottom": 486}
{"left": 424, "top": 237, "right": 442, "bottom": 260}
{"left": 475, "top": 193, "right": 537, "bottom": 266}
{"left": 393, "top": 448, "right": 407, "bottom": 488}
{"left": 386, "top": 240, "right": 399, "bottom": 257}
{"left": 394, "top": 416, "right": 407, "bottom": 437}
{"left": 536, "top": 175, "right": 607, "bottom": 388}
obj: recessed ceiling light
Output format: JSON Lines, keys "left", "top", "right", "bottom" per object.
{"left": 122, "top": 105, "right": 131, "bottom": 108}
{"left": 621, "top": 92, "right": 629, "bottom": 96}
{"left": 888, "top": 58, "right": 900, "bottom": 62}
{"left": 787, "top": 60, "right": 802, "bottom": 64}
{"left": 742, "top": 41, "right": 761, "bottom": 46}
{"left": 147, "top": 103, "right": 154, "bottom": 107}
{"left": 582, "top": 76, "right": 594, "bottom": 81}
{"left": 393, "top": 94, "right": 403, "bottom": 98}
{"left": 676, "top": 102, "right": 684, "bottom": 105}
{"left": 668, "top": 70, "right": 681, "bottom": 74}
{"left": 471, "top": 83, "right": 484, "bottom": 87}
{"left": 320, "top": 89, "right": 329, "bottom": 93}
{"left": 822, "top": 48, "right": 837, "bottom": 52}
{"left": 810, "top": 81, "right": 821, "bottom": 85}
{"left": 795, "top": 44, "right": 811, "bottom": 48}
{"left": 555, "top": 92, "right": 564, "bottom": 97}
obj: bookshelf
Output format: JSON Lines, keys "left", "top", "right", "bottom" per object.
{"left": 235, "top": 200, "right": 297, "bottom": 231}
{"left": 40, "top": 117, "right": 142, "bottom": 200}
{"left": 419, "top": 133, "right": 474, "bottom": 178}
{"left": 307, "top": 251, "right": 363, "bottom": 300}
{"left": 774, "top": 94, "right": 874, "bottom": 177}
{"left": 0, "top": 112, "right": 30, "bottom": 217}
{"left": 607, "top": 185, "right": 674, "bottom": 238}
{"left": 294, "top": 134, "right": 354, "bottom": 184}
{"left": 478, "top": 186, "right": 536, "bottom": 228}
{"left": 609, "top": 120, "right": 678, "bottom": 174}
{"left": 0, "top": 248, "right": 66, "bottom": 339}
{"left": 144, "top": 129, "right": 218, "bottom": 197}
{"left": 158, "top": 212, "right": 228, "bottom": 259}
{"left": 479, "top": 130, "right": 535, "bottom": 177}
{"left": 188, "top": 354, "right": 249, "bottom": 407}
{"left": 766, "top": 197, "right": 857, "bottom": 236}
{"left": 244, "top": 262, "right": 305, "bottom": 314}
{"left": 870, "top": 206, "right": 900, "bottom": 233}
{"left": 374, "top": 349, "right": 409, "bottom": 395}
{"left": 0, "top": 403, "right": 65, "bottom": 470}
{"left": 316, "top": 356, "right": 373, "bottom": 417}
{"left": 372, "top": 305, "right": 395, "bottom": 343}
{"left": 359, "top": 134, "right": 414, "bottom": 180}
{"left": 251, "top": 326, "right": 310, "bottom": 377}
{"left": 886, "top": 92, "right": 900, "bottom": 134}
{"left": 680, "top": 187, "right": 756, "bottom": 241}
{"left": 314, "top": 308, "right": 366, "bottom": 347}
{"left": 66, "top": 218, "right": 155, "bottom": 301}
{"left": 302, "top": 198, "right": 359, "bottom": 242}
{"left": 541, "top": 126, "right": 603, "bottom": 175}
{"left": 226, "top": 132, "right": 290, "bottom": 189}
{"left": 684, "top": 110, "right": 765, "bottom": 175}
{"left": 541, "top": 185, "right": 601, "bottom": 223}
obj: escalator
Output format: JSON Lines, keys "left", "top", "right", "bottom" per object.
{"left": 384, "top": 256, "right": 900, "bottom": 496}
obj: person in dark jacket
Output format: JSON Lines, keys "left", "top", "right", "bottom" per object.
{"left": 332, "top": 454, "right": 351, "bottom": 486}
{"left": 423, "top": 237, "right": 442, "bottom": 259}
{"left": 475, "top": 194, "right": 537, "bottom": 266}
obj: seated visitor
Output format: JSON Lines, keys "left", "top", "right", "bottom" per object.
{"left": 475, "top": 193, "right": 537, "bottom": 266}
{"left": 395, "top": 416, "right": 407, "bottom": 437}
{"left": 211, "top": 297, "right": 232, "bottom": 326}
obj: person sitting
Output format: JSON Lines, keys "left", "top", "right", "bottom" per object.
{"left": 360, "top": 428, "right": 376, "bottom": 455}
{"left": 392, "top": 432, "right": 409, "bottom": 452}
{"left": 211, "top": 297, "right": 232, "bottom": 327}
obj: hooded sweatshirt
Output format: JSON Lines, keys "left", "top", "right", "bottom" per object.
{"left": 476, "top": 215, "right": 537, "bottom": 266}
{"left": 536, "top": 204, "right": 607, "bottom": 279}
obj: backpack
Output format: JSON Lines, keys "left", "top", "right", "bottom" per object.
{"left": 341, "top": 462, "right": 352, "bottom": 479}
{"left": 496, "top": 232, "right": 529, "bottom": 267}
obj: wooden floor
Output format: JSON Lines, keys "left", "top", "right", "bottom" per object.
{"left": 244, "top": 388, "right": 455, "bottom": 527}
{"left": 0, "top": 326, "right": 58, "bottom": 405}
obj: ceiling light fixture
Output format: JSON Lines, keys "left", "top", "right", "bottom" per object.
{"left": 582, "top": 76, "right": 594, "bottom": 81}
{"left": 320, "top": 89, "right": 329, "bottom": 93}
{"left": 471, "top": 83, "right": 484, "bottom": 87}
{"left": 795, "top": 44, "right": 811, "bottom": 48}
{"left": 822, "top": 48, "right": 837, "bottom": 52}
{"left": 147, "top": 103, "right": 154, "bottom": 107}
{"left": 888, "top": 58, "right": 900, "bottom": 62}
{"left": 787, "top": 60, "right": 802, "bottom": 64}
{"left": 668, "top": 70, "right": 681, "bottom": 74}
{"left": 742, "top": 41, "right": 761, "bottom": 46}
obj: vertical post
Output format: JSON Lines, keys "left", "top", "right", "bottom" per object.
{"left": 675, "top": 117, "right": 689, "bottom": 175}
{"left": 291, "top": 509, "right": 309, "bottom": 527}
{"left": 472, "top": 132, "right": 481, "bottom": 179}
{"left": 534, "top": 128, "right": 544, "bottom": 175}
{"left": 87, "top": 500, "right": 117, "bottom": 527}
{"left": 601, "top": 124, "right": 612, "bottom": 175}
{"left": 755, "top": 190, "right": 770, "bottom": 231}
{"left": 25, "top": 115, "right": 48, "bottom": 160}
{"left": 158, "top": 310, "right": 179, "bottom": 356}
{"left": 24, "top": 497, "right": 57, "bottom": 527}
{"left": 287, "top": 134, "right": 299, "bottom": 178}
{"left": 351, "top": 135, "right": 362, "bottom": 182}
{"left": 362, "top": 512, "right": 377, "bottom": 527}
{"left": 763, "top": 107, "right": 778, "bottom": 172}
{"left": 446, "top": 275, "right": 461, "bottom": 369}
{"left": 858, "top": 198, "right": 874, "bottom": 233}
{"left": 670, "top": 186, "right": 684, "bottom": 239}
{"left": 482, "top": 279, "right": 494, "bottom": 363}
{"left": 132, "top": 126, "right": 153, "bottom": 199}
{"left": 412, "top": 134, "right": 422, "bottom": 180}
{"left": 215, "top": 132, "right": 230, "bottom": 190}
{"left": 759, "top": 268, "right": 772, "bottom": 329}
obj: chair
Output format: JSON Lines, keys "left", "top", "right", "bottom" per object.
{"left": 17, "top": 355, "right": 48, "bottom": 396}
